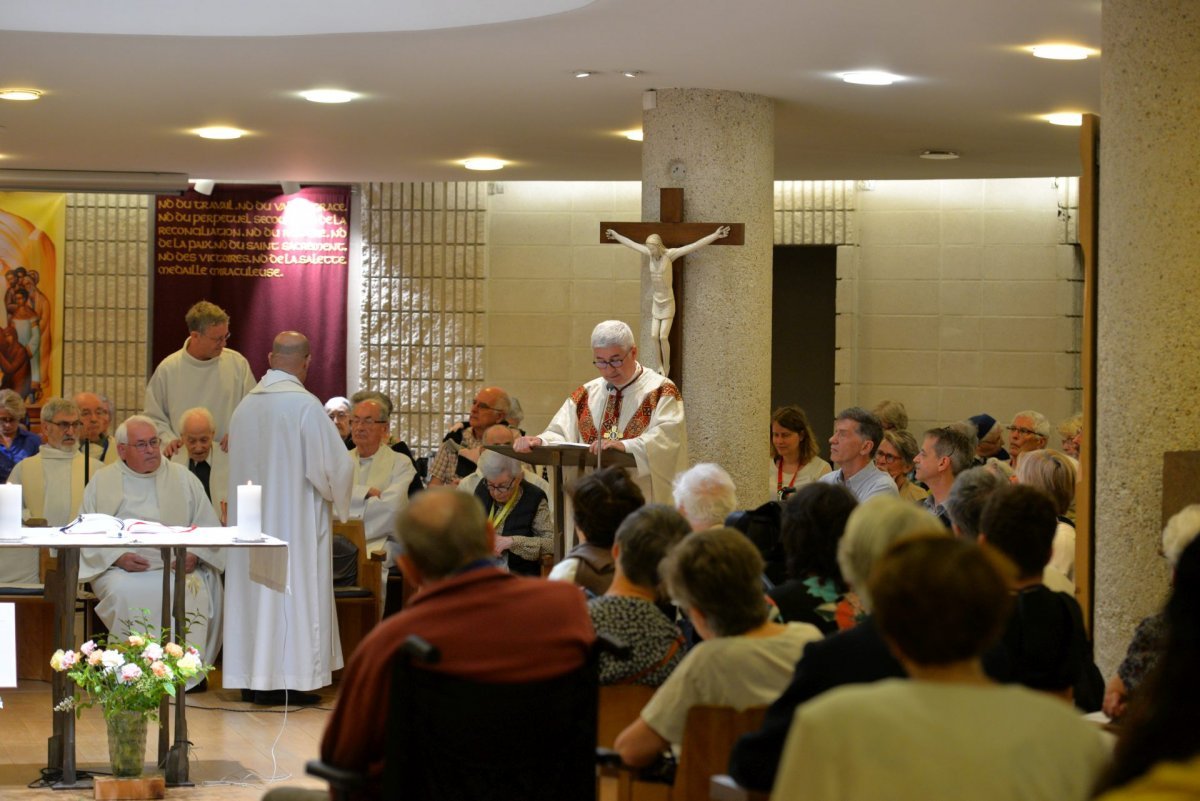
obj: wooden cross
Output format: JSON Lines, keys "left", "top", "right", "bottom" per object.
{"left": 599, "top": 188, "right": 744, "bottom": 385}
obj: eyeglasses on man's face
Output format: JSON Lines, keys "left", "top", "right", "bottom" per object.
{"left": 1005, "top": 426, "right": 1041, "bottom": 438}
{"left": 202, "top": 330, "right": 232, "bottom": 343}
{"left": 486, "top": 476, "right": 516, "bottom": 494}
{"left": 471, "top": 400, "right": 501, "bottom": 413}
{"left": 47, "top": 419, "right": 83, "bottom": 432}
{"left": 350, "top": 417, "right": 387, "bottom": 427}
{"left": 128, "top": 438, "right": 161, "bottom": 453}
{"left": 592, "top": 351, "right": 630, "bottom": 370}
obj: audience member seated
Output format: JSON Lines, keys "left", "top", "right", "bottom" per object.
{"left": 770, "top": 404, "right": 831, "bottom": 501}
{"left": 549, "top": 466, "right": 644, "bottom": 595}
{"left": 349, "top": 390, "right": 421, "bottom": 475}
{"left": 473, "top": 449, "right": 552, "bottom": 575}
{"left": 767, "top": 483, "right": 860, "bottom": 633}
{"left": 819, "top": 407, "right": 897, "bottom": 502}
{"left": 728, "top": 496, "right": 946, "bottom": 791}
{"left": 3, "top": 396, "right": 101, "bottom": 584}
{"left": 589, "top": 504, "right": 690, "bottom": 686}
{"left": 1057, "top": 412, "right": 1083, "bottom": 460}
{"left": 169, "top": 406, "right": 227, "bottom": 523}
{"left": 347, "top": 396, "right": 417, "bottom": 568}
{"left": 1095, "top": 536, "right": 1200, "bottom": 799}
{"left": 75, "top": 390, "right": 119, "bottom": 465}
{"left": 505, "top": 395, "right": 526, "bottom": 433}
{"left": 613, "top": 527, "right": 823, "bottom": 767}
{"left": 870, "top": 398, "right": 908, "bottom": 432}
{"left": 1102, "top": 504, "right": 1200, "bottom": 722}
{"left": 78, "top": 414, "right": 222, "bottom": 688}
{"left": 0, "top": 388, "right": 39, "bottom": 484}
{"left": 772, "top": 536, "right": 1109, "bottom": 801}
{"left": 324, "top": 396, "right": 353, "bottom": 449}
{"left": 977, "top": 484, "right": 1103, "bottom": 711}
{"left": 1014, "top": 448, "right": 1077, "bottom": 586}
{"left": 428, "top": 385, "right": 510, "bottom": 486}
{"left": 457, "top": 423, "right": 552, "bottom": 511}
{"left": 912, "top": 425, "right": 974, "bottom": 528}
{"left": 1006, "top": 409, "right": 1050, "bottom": 468}
{"left": 316, "top": 489, "right": 594, "bottom": 800}
{"left": 943, "top": 466, "right": 1005, "bottom": 541}
{"left": 969, "top": 413, "right": 1010, "bottom": 465}
{"left": 673, "top": 462, "right": 738, "bottom": 531}
{"left": 875, "top": 429, "right": 927, "bottom": 503}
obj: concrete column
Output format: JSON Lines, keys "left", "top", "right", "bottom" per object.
{"left": 642, "top": 89, "right": 774, "bottom": 505}
{"left": 1095, "top": 0, "right": 1200, "bottom": 671}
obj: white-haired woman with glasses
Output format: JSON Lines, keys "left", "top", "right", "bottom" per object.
{"left": 0, "top": 388, "right": 39, "bottom": 483}
{"left": 473, "top": 450, "right": 553, "bottom": 576}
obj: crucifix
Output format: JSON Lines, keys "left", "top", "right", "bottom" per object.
{"left": 599, "top": 188, "right": 744, "bottom": 385}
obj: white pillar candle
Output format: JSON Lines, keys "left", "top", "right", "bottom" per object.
{"left": 237, "top": 482, "right": 262, "bottom": 537}
{"left": 0, "top": 484, "right": 21, "bottom": 533}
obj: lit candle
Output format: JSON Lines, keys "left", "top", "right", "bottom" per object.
{"left": 0, "top": 484, "right": 20, "bottom": 533}
{"left": 237, "top": 481, "right": 262, "bottom": 537}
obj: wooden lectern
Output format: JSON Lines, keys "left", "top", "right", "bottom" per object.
{"left": 486, "top": 444, "right": 636, "bottom": 561}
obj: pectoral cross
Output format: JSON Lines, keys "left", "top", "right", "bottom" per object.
{"left": 600, "top": 188, "right": 744, "bottom": 385}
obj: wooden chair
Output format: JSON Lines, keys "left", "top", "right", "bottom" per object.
{"left": 601, "top": 705, "right": 768, "bottom": 801}
{"left": 597, "top": 684, "right": 656, "bottom": 748}
{"left": 709, "top": 775, "right": 770, "bottom": 801}
{"left": 332, "top": 519, "right": 384, "bottom": 660}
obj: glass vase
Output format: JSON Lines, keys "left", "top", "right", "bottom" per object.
{"left": 105, "top": 710, "right": 148, "bottom": 778}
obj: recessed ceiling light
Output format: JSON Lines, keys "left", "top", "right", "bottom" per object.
{"left": 622, "top": 129, "right": 644, "bottom": 142}
{"left": 1029, "top": 44, "right": 1095, "bottom": 60}
{"left": 920, "top": 150, "right": 960, "bottom": 160}
{"left": 0, "top": 89, "right": 43, "bottom": 101}
{"left": 574, "top": 70, "right": 596, "bottom": 78}
{"left": 840, "top": 71, "right": 901, "bottom": 86}
{"left": 193, "top": 126, "right": 247, "bottom": 140}
{"left": 461, "top": 157, "right": 506, "bottom": 171}
{"left": 1044, "top": 112, "right": 1083, "bottom": 126}
{"left": 621, "top": 70, "right": 643, "bottom": 79}
{"left": 300, "top": 89, "right": 360, "bottom": 104}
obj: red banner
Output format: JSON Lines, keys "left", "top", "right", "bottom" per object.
{"left": 152, "top": 185, "right": 350, "bottom": 402}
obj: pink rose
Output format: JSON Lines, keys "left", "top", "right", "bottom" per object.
{"left": 119, "top": 663, "right": 143, "bottom": 683}
{"left": 150, "top": 661, "right": 170, "bottom": 679}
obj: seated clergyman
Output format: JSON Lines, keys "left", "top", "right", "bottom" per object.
{"left": 3, "top": 396, "right": 102, "bottom": 584}
{"left": 169, "top": 406, "right": 228, "bottom": 524}
{"left": 78, "top": 414, "right": 222, "bottom": 688}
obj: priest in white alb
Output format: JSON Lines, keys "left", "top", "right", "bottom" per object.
{"left": 3, "top": 397, "right": 102, "bottom": 584}
{"left": 347, "top": 394, "right": 416, "bottom": 565}
{"left": 77, "top": 414, "right": 222, "bottom": 689}
{"left": 515, "top": 319, "right": 688, "bottom": 504}
{"left": 143, "top": 300, "right": 256, "bottom": 458}
{"left": 224, "top": 331, "right": 353, "bottom": 706}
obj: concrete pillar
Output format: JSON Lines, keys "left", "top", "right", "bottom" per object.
{"left": 642, "top": 89, "right": 774, "bottom": 505}
{"left": 1095, "top": 0, "right": 1200, "bottom": 671}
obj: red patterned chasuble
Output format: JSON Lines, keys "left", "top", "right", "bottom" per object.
{"left": 572, "top": 381, "right": 683, "bottom": 444}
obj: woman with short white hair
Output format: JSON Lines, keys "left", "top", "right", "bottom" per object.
{"left": 473, "top": 449, "right": 553, "bottom": 575}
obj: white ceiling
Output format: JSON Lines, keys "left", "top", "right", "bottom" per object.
{"left": 0, "top": 0, "right": 1102, "bottom": 184}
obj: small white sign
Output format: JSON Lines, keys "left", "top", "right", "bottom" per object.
{"left": 0, "top": 602, "right": 15, "bottom": 688}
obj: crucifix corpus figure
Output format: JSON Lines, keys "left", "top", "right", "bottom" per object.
{"left": 605, "top": 225, "right": 730, "bottom": 377}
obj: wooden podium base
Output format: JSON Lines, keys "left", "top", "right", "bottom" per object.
{"left": 93, "top": 775, "right": 166, "bottom": 800}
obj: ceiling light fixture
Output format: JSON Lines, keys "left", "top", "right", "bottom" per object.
{"left": 1044, "top": 112, "right": 1083, "bottom": 126}
{"left": 300, "top": 89, "right": 360, "bottom": 104}
{"left": 573, "top": 70, "right": 596, "bottom": 78}
{"left": 622, "top": 70, "right": 643, "bottom": 79}
{"left": 462, "top": 158, "right": 506, "bottom": 171}
{"left": 193, "top": 126, "right": 247, "bottom": 140}
{"left": 839, "top": 71, "right": 901, "bottom": 86}
{"left": 920, "top": 150, "right": 960, "bottom": 160}
{"left": 0, "top": 89, "right": 43, "bottom": 101}
{"left": 622, "top": 129, "right": 644, "bottom": 142}
{"left": 191, "top": 179, "right": 216, "bottom": 196}
{"left": 1029, "top": 44, "right": 1095, "bottom": 60}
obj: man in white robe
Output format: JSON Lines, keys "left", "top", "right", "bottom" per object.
{"left": 515, "top": 319, "right": 688, "bottom": 504}
{"left": 74, "top": 391, "right": 119, "bottom": 466}
{"left": 347, "top": 396, "right": 416, "bottom": 561}
{"left": 169, "top": 406, "right": 229, "bottom": 524}
{"left": 78, "top": 415, "right": 222, "bottom": 689}
{"left": 144, "top": 300, "right": 256, "bottom": 457}
{"left": 224, "top": 331, "right": 353, "bottom": 706}
{"left": 3, "top": 397, "right": 102, "bottom": 584}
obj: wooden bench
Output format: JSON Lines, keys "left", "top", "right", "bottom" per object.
{"left": 333, "top": 519, "right": 384, "bottom": 661}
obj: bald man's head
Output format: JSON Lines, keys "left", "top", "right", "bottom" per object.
{"left": 268, "top": 331, "right": 311, "bottom": 381}
{"left": 483, "top": 424, "right": 517, "bottom": 446}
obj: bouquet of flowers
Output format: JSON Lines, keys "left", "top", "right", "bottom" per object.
{"left": 51, "top": 612, "right": 211, "bottom": 721}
